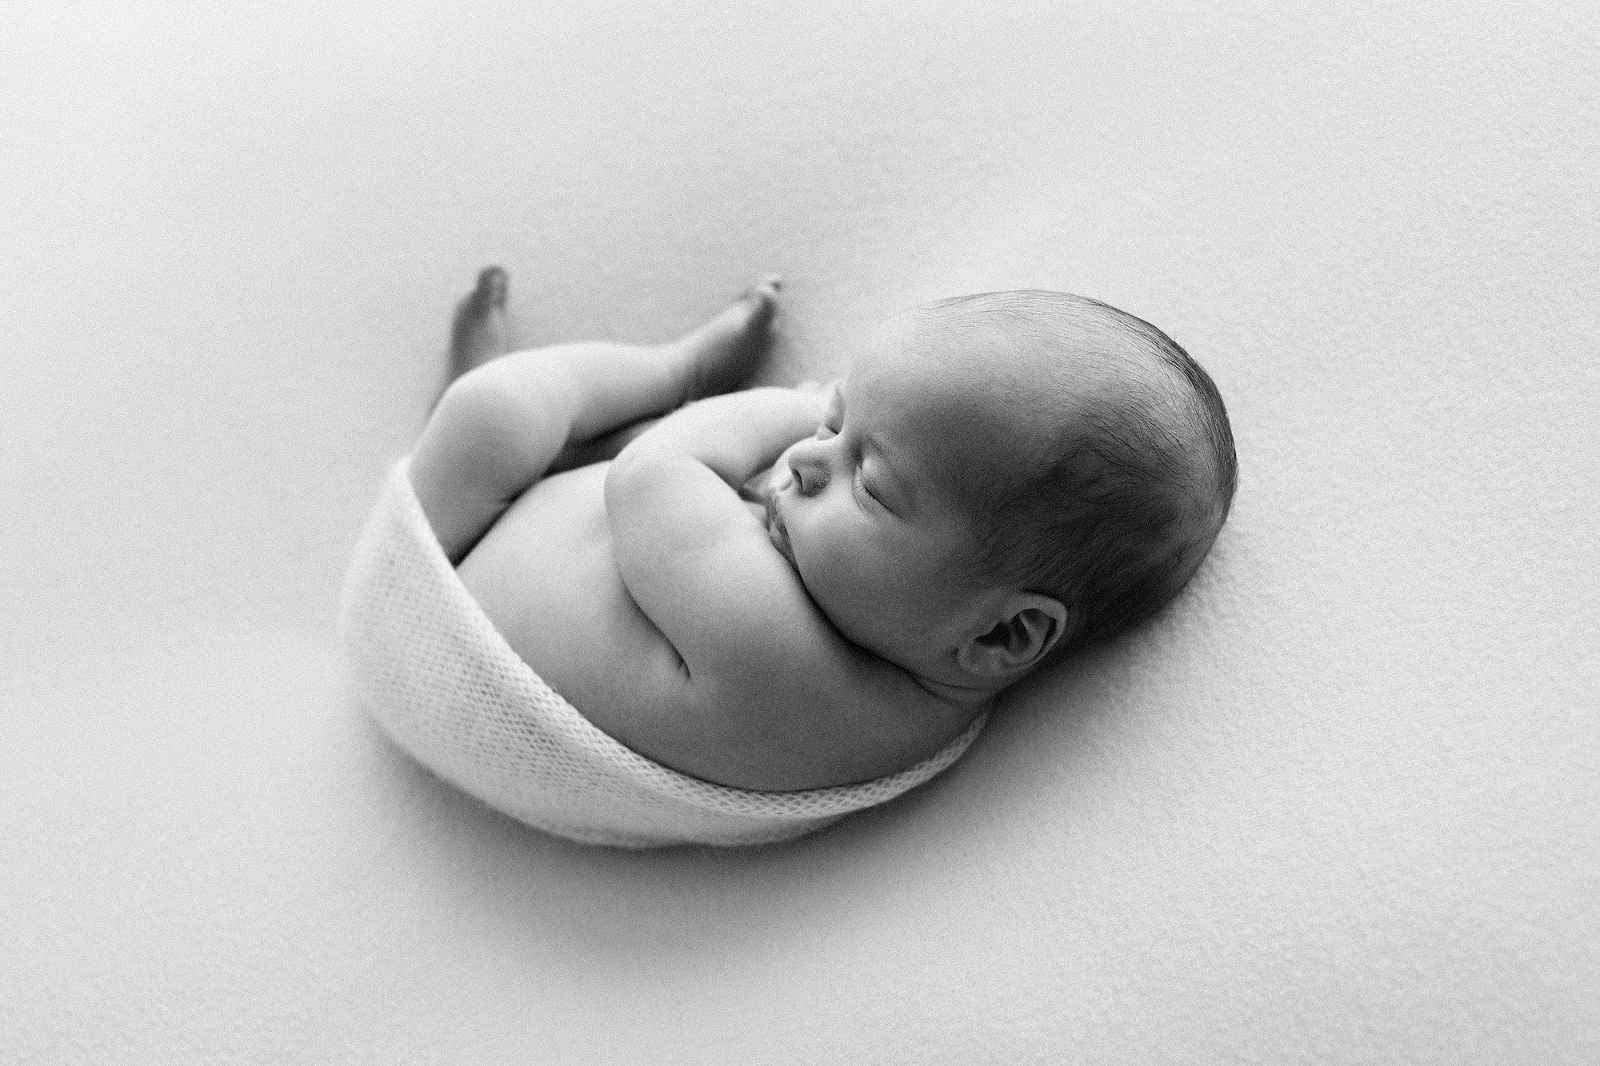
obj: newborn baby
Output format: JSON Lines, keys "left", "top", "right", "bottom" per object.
{"left": 342, "top": 268, "right": 1235, "bottom": 846}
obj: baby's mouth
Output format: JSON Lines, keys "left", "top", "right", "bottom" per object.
{"left": 764, "top": 490, "right": 797, "bottom": 568}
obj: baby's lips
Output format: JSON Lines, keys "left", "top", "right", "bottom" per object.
{"left": 765, "top": 500, "right": 797, "bottom": 568}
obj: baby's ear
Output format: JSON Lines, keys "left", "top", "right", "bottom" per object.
{"left": 956, "top": 594, "right": 1073, "bottom": 681}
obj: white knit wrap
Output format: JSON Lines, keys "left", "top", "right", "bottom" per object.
{"left": 339, "top": 460, "right": 987, "bottom": 848}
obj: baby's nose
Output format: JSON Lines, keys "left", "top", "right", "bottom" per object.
{"left": 788, "top": 442, "right": 829, "bottom": 495}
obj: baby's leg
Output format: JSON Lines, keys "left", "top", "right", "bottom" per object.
{"left": 459, "top": 270, "right": 773, "bottom": 428}
{"left": 448, "top": 266, "right": 778, "bottom": 469}
{"left": 411, "top": 268, "right": 780, "bottom": 562}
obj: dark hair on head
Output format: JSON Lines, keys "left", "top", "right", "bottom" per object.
{"left": 920, "top": 290, "right": 1237, "bottom": 654}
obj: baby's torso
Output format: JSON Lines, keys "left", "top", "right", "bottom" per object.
{"left": 453, "top": 461, "right": 983, "bottom": 791}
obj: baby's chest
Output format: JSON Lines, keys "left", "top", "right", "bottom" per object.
{"left": 455, "top": 463, "right": 680, "bottom": 728}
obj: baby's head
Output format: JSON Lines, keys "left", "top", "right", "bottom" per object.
{"left": 766, "top": 290, "right": 1236, "bottom": 697}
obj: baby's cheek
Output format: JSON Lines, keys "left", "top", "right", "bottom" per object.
{"left": 817, "top": 530, "right": 883, "bottom": 607}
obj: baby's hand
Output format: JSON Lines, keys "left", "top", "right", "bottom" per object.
{"left": 795, "top": 378, "right": 843, "bottom": 394}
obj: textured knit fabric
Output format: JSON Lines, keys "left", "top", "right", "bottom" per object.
{"left": 339, "top": 459, "right": 987, "bottom": 848}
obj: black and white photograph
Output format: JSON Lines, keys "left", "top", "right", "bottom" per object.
{"left": 3, "top": 2, "right": 1595, "bottom": 1062}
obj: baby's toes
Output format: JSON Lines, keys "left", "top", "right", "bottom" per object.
{"left": 449, "top": 266, "right": 514, "bottom": 380}
{"left": 473, "top": 265, "right": 509, "bottom": 309}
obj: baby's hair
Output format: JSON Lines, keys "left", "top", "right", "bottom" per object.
{"left": 919, "top": 290, "right": 1237, "bottom": 653}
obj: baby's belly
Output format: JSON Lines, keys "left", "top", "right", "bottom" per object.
{"left": 455, "top": 462, "right": 678, "bottom": 742}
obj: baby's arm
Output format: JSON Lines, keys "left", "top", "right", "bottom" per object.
{"left": 605, "top": 387, "right": 833, "bottom": 676}
{"left": 623, "top": 386, "right": 823, "bottom": 491}
{"left": 608, "top": 386, "right": 974, "bottom": 790}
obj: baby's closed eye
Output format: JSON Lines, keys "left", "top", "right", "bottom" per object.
{"left": 853, "top": 464, "right": 890, "bottom": 511}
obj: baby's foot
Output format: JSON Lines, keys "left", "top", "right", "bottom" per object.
{"left": 448, "top": 266, "right": 514, "bottom": 382}
{"left": 672, "top": 275, "right": 781, "bottom": 404}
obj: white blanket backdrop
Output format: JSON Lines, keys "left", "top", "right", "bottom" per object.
{"left": 3, "top": 2, "right": 1596, "bottom": 1063}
